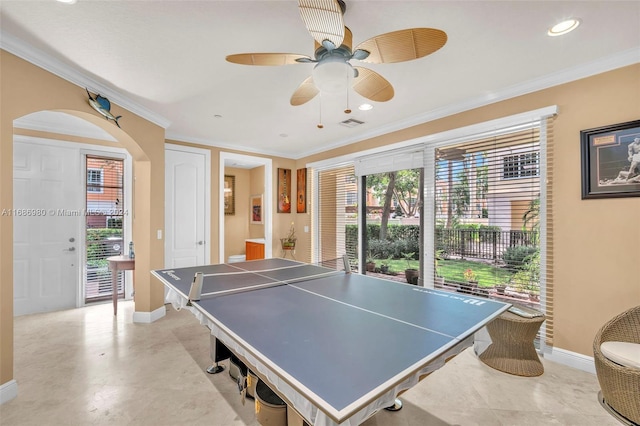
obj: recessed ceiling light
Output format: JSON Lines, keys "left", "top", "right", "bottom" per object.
{"left": 56, "top": 0, "right": 78, "bottom": 4}
{"left": 548, "top": 18, "right": 581, "bottom": 36}
{"left": 358, "top": 103, "right": 373, "bottom": 111}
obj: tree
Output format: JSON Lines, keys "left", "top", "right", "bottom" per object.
{"left": 452, "top": 167, "right": 470, "bottom": 217}
{"left": 392, "top": 169, "right": 421, "bottom": 217}
{"left": 366, "top": 172, "right": 394, "bottom": 240}
{"left": 366, "top": 169, "right": 421, "bottom": 240}
{"left": 523, "top": 197, "right": 540, "bottom": 231}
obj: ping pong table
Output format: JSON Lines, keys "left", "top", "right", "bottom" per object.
{"left": 152, "top": 258, "right": 510, "bottom": 426}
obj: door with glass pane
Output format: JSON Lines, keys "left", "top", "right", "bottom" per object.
{"left": 84, "top": 156, "right": 125, "bottom": 303}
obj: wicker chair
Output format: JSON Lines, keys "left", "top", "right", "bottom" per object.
{"left": 593, "top": 305, "right": 640, "bottom": 425}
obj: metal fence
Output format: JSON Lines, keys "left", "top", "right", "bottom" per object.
{"left": 435, "top": 228, "right": 538, "bottom": 260}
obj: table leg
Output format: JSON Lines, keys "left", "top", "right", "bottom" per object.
{"left": 112, "top": 268, "right": 118, "bottom": 315}
{"left": 206, "top": 334, "right": 227, "bottom": 374}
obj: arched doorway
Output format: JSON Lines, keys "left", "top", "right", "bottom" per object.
{"left": 13, "top": 111, "right": 133, "bottom": 315}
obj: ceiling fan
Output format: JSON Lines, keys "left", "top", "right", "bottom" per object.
{"left": 226, "top": 0, "right": 447, "bottom": 108}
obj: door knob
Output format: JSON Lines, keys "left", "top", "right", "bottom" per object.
{"left": 198, "top": 241, "right": 204, "bottom": 245}
{"left": 69, "top": 237, "right": 75, "bottom": 242}
{"left": 64, "top": 247, "right": 75, "bottom": 252}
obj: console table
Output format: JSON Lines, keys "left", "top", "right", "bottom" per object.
{"left": 107, "top": 255, "right": 135, "bottom": 315}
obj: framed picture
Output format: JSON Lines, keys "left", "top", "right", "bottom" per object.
{"left": 580, "top": 119, "right": 640, "bottom": 199}
{"left": 250, "top": 194, "right": 263, "bottom": 224}
{"left": 277, "top": 168, "right": 291, "bottom": 213}
{"left": 224, "top": 175, "right": 235, "bottom": 215}
{"left": 296, "top": 168, "right": 307, "bottom": 213}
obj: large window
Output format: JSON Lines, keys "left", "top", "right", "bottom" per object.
{"left": 434, "top": 129, "right": 541, "bottom": 306}
{"left": 310, "top": 107, "right": 555, "bottom": 348}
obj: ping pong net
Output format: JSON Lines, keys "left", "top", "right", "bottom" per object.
{"left": 187, "top": 255, "right": 351, "bottom": 304}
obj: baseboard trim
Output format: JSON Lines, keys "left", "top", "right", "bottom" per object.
{"left": 0, "top": 380, "right": 18, "bottom": 405}
{"left": 133, "top": 305, "right": 166, "bottom": 324}
{"left": 544, "top": 347, "right": 596, "bottom": 374}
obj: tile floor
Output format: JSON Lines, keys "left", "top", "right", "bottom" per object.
{"left": 0, "top": 301, "right": 619, "bottom": 426}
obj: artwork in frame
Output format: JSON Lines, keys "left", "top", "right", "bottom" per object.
{"left": 277, "top": 168, "right": 292, "bottom": 213}
{"left": 296, "top": 168, "right": 307, "bottom": 213}
{"left": 580, "top": 119, "right": 640, "bottom": 199}
{"left": 250, "top": 194, "right": 263, "bottom": 224}
{"left": 224, "top": 175, "right": 235, "bottom": 215}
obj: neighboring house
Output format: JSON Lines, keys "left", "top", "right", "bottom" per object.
{"left": 86, "top": 157, "right": 123, "bottom": 229}
{"left": 436, "top": 130, "right": 540, "bottom": 231}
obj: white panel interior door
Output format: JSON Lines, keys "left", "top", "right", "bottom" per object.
{"left": 13, "top": 142, "right": 81, "bottom": 316}
{"left": 165, "top": 148, "right": 207, "bottom": 268}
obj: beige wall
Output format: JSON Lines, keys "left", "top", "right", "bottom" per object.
{"left": 164, "top": 140, "right": 299, "bottom": 262}
{"left": 224, "top": 167, "right": 250, "bottom": 259}
{"left": 297, "top": 63, "right": 640, "bottom": 356}
{"left": 249, "top": 166, "right": 265, "bottom": 240}
{"left": 2, "top": 51, "right": 638, "bottom": 394}
{"left": 1, "top": 51, "right": 166, "bottom": 386}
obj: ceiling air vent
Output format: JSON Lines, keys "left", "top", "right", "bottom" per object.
{"left": 339, "top": 118, "right": 365, "bottom": 128}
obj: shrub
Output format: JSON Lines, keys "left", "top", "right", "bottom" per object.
{"left": 502, "top": 245, "right": 538, "bottom": 269}
{"left": 368, "top": 239, "right": 390, "bottom": 259}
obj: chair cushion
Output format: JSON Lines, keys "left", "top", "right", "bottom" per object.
{"left": 601, "top": 341, "right": 640, "bottom": 369}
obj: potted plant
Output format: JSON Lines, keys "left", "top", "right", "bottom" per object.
{"left": 380, "top": 257, "right": 392, "bottom": 274}
{"left": 495, "top": 283, "right": 507, "bottom": 294}
{"left": 281, "top": 223, "right": 296, "bottom": 250}
{"left": 402, "top": 252, "right": 419, "bottom": 284}
{"left": 366, "top": 258, "right": 376, "bottom": 272}
{"left": 365, "top": 250, "right": 376, "bottom": 272}
{"left": 460, "top": 268, "right": 478, "bottom": 294}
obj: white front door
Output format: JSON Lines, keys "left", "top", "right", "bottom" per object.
{"left": 13, "top": 141, "right": 82, "bottom": 315}
{"left": 165, "top": 146, "right": 209, "bottom": 268}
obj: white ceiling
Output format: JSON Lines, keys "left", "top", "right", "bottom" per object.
{"left": 2, "top": 1, "right": 639, "bottom": 159}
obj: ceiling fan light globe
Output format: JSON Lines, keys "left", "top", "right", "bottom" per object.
{"left": 312, "top": 58, "right": 353, "bottom": 94}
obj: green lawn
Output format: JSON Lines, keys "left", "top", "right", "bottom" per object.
{"left": 438, "top": 259, "right": 513, "bottom": 287}
{"left": 371, "top": 257, "right": 513, "bottom": 287}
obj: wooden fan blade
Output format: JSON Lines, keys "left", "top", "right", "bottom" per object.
{"left": 226, "top": 53, "right": 312, "bottom": 66}
{"left": 298, "top": 0, "right": 345, "bottom": 50}
{"left": 290, "top": 76, "right": 320, "bottom": 106}
{"left": 355, "top": 28, "right": 447, "bottom": 64}
{"left": 352, "top": 67, "right": 394, "bottom": 102}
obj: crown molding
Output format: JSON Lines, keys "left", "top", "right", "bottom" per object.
{"left": 1, "top": 31, "right": 171, "bottom": 130}
{"left": 3, "top": 26, "right": 637, "bottom": 160}
{"left": 165, "top": 131, "right": 293, "bottom": 159}
{"left": 293, "top": 47, "right": 640, "bottom": 160}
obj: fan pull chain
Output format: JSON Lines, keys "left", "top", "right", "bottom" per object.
{"left": 344, "top": 67, "right": 351, "bottom": 114}
{"left": 317, "top": 93, "right": 324, "bottom": 129}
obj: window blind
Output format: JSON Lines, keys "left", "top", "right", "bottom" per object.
{"left": 427, "top": 120, "right": 552, "bottom": 347}
{"left": 312, "top": 164, "right": 358, "bottom": 269}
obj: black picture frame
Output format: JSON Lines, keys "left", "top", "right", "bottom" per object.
{"left": 580, "top": 119, "right": 640, "bottom": 199}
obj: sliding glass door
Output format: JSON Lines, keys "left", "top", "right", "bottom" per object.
{"left": 361, "top": 168, "right": 423, "bottom": 284}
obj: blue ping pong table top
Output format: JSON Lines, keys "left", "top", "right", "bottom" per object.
{"left": 153, "top": 259, "right": 510, "bottom": 423}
